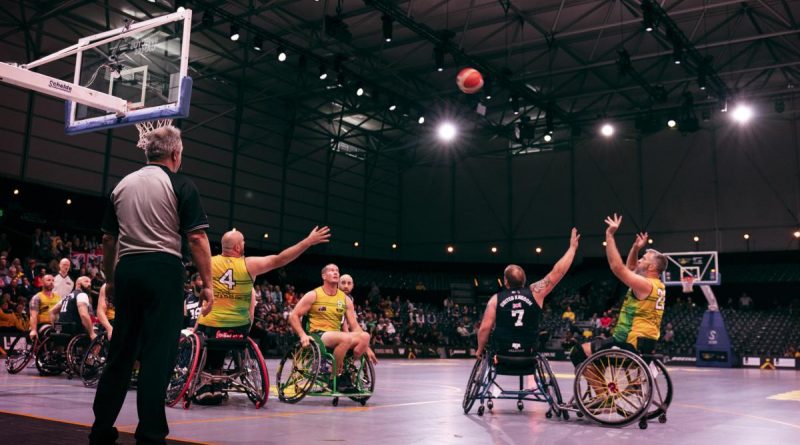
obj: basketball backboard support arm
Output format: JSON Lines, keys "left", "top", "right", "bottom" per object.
{"left": 0, "top": 10, "right": 191, "bottom": 120}
{"left": 0, "top": 62, "right": 127, "bottom": 114}
{"left": 700, "top": 285, "right": 719, "bottom": 311}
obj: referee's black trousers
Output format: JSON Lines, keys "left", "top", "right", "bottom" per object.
{"left": 90, "top": 253, "right": 185, "bottom": 445}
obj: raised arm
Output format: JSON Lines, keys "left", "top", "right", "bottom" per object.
{"left": 288, "top": 291, "right": 316, "bottom": 347}
{"left": 475, "top": 295, "right": 497, "bottom": 358}
{"left": 626, "top": 232, "right": 649, "bottom": 271}
{"left": 604, "top": 214, "right": 653, "bottom": 299}
{"left": 246, "top": 226, "right": 330, "bottom": 278}
{"left": 530, "top": 228, "right": 581, "bottom": 307}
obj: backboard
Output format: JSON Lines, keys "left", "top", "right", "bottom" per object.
{"left": 65, "top": 10, "right": 192, "bottom": 134}
{"left": 661, "top": 251, "right": 720, "bottom": 286}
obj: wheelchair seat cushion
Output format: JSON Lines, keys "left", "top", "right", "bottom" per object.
{"left": 494, "top": 354, "right": 538, "bottom": 376}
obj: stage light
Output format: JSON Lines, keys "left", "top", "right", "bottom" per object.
{"left": 601, "top": 123, "right": 614, "bottom": 137}
{"left": 447, "top": 245, "right": 454, "bottom": 253}
{"left": 253, "top": 35, "right": 263, "bottom": 51}
{"left": 693, "top": 235, "right": 700, "bottom": 242}
{"left": 353, "top": 241, "right": 360, "bottom": 247}
{"left": 382, "top": 14, "right": 393, "bottom": 42}
{"left": 544, "top": 134, "right": 552, "bottom": 142}
{"left": 732, "top": 104, "right": 753, "bottom": 123}
{"left": 491, "top": 246, "right": 498, "bottom": 254}
{"left": 318, "top": 64, "right": 327, "bottom": 80}
{"left": 356, "top": 83, "right": 364, "bottom": 96}
{"left": 230, "top": 24, "right": 240, "bottom": 41}
{"left": 277, "top": 47, "right": 287, "bottom": 61}
{"left": 437, "top": 122, "right": 457, "bottom": 142}
{"left": 418, "top": 115, "right": 425, "bottom": 124}
{"left": 434, "top": 46, "right": 444, "bottom": 72}
{"left": 667, "top": 119, "right": 677, "bottom": 128}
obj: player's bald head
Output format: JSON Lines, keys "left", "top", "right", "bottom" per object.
{"left": 503, "top": 264, "right": 526, "bottom": 289}
{"left": 221, "top": 230, "right": 244, "bottom": 252}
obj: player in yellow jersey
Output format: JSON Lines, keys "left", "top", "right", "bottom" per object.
{"left": 193, "top": 226, "right": 330, "bottom": 402}
{"left": 570, "top": 213, "right": 667, "bottom": 366}
{"left": 289, "top": 264, "right": 371, "bottom": 390}
{"left": 28, "top": 274, "right": 61, "bottom": 340}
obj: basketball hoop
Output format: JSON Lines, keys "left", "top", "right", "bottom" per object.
{"left": 135, "top": 119, "right": 173, "bottom": 149}
{"left": 681, "top": 275, "right": 694, "bottom": 293}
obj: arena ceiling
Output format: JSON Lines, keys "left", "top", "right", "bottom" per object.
{"left": 4, "top": 0, "right": 799, "bottom": 165}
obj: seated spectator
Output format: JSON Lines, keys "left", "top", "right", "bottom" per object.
{"left": 663, "top": 322, "right": 675, "bottom": 343}
{"left": 562, "top": 305, "right": 576, "bottom": 327}
{"left": 739, "top": 292, "right": 753, "bottom": 310}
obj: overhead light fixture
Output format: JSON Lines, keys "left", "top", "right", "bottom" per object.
{"left": 743, "top": 233, "right": 750, "bottom": 240}
{"left": 731, "top": 104, "right": 753, "bottom": 123}
{"left": 388, "top": 103, "right": 397, "bottom": 111}
{"left": 434, "top": 46, "right": 444, "bottom": 72}
{"left": 543, "top": 134, "right": 552, "bottom": 142}
{"left": 535, "top": 247, "right": 542, "bottom": 254}
{"left": 483, "top": 78, "right": 492, "bottom": 100}
{"left": 490, "top": 246, "right": 498, "bottom": 254}
{"left": 601, "top": 123, "right": 614, "bottom": 137}
{"left": 318, "top": 64, "right": 327, "bottom": 80}
{"left": 382, "top": 14, "right": 394, "bottom": 42}
{"left": 392, "top": 243, "right": 397, "bottom": 249}
{"left": 175, "top": 0, "right": 185, "bottom": 12}
{"left": 693, "top": 235, "right": 700, "bottom": 242}
{"left": 277, "top": 46, "right": 287, "bottom": 61}
{"left": 356, "top": 83, "right": 364, "bottom": 96}
{"left": 641, "top": 0, "right": 655, "bottom": 32}
{"left": 66, "top": 198, "right": 73, "bottom": 205}
{"left": 673, "top": 44, "right": 683, "bottom": 64}
{"left": 13, "top": 188, "right": 19, "bottom": 195}
{"left": 253, "top": 35, "right": 263, "bottom": 51}
{"left": 230, "top": 24, "right": 240, "bottom": 41}
{"left": 353, "top": 241, "right": 359, "bottom": 247}
{"left": 667, "top": 119, "right": 677, "bottom": 128}
{"left": 511, "top": 96, "right": 519, "bottom": 115}
{"left": 447, "top": 245, "right": 455, "bottom": 253}
{"left": 418, "top": 115, "right": 425, "bottom": 124}
{"left": 437, "top": 122, "right": 457, "bottom": 142}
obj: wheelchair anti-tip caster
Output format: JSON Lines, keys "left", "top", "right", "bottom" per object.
{"left": 546, "top": 411, "right": 552, "bottom": 419}
{"left": 658, "top": 414, "right": 667, "bottom": 423}
{"left": 638, "top": 419, "right": 648, "bottom": 430}
{"left": 487, "top": 400, "right": 494, "bottom": 410}
{"left": 332, "top": 397, "right": 339, "bottom": 406}
{"left": 477, "top": 406, "right": 485, "bottom": 416}
{"left": 517, "top": 401, "right": 524, "bottom": 411}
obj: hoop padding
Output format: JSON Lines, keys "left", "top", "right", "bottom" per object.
{"left": 64, "top": 76, "right": 192, "bottom": 135}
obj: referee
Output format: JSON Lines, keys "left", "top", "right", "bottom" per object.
{"left": 90, "top": 125, "right": 213, "bottom": 445}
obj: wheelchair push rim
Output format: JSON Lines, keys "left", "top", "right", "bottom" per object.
{"left": 573, "top": 348, "right": 654, "bottom": 427}
{"left": 277, "top": 341, "right": 321, "bottom": 404}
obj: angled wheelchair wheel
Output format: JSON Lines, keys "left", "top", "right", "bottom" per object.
{"left": 166, "top": 332, "right": 202, "bottom": 407}
{"left": 5, "top": 333, "right": 35, "bottom": 374}
{"left": 277, "top": 341, "right": 321, "bottom": 404}
{"left": 80, "top": 335, "right": 109, "bottom": 387}
{"left": 644, "top": 359, "right": 672, "bottom": 422}
{"left": 35, "top": 332, "right": 66, "bottom": 376}
{"left": 66, "top": 334, "right": 90, "bottom": 376}
{"left": 573, "top": 349, "right": 653, "bottom": 427}
{"left": 462, "top": 356, "right": 488, "bottom": 414}
{"left": 240, "top": 338, "right": 270, "bottom": 408}
{"left": 348, "top": 356, "right": 376, "bottom": 405}
{"left": 535, "top": 354, "right": 564, "bottom": 418}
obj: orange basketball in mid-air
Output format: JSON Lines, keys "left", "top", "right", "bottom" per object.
{"left": 456, "top": 67, "right": 484, "bottom": 94}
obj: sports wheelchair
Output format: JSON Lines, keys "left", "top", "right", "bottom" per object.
{"left": 563, "top": 348, "right": 672, "bottom": 429}
{"left": 79, "top": 330, "right": 110, "bottom": 387}
{"left": 462, "top": 350, "right": 564, "bottom": 418}
{"left": 276, "top": 333, "right": 375, "bottom": 406}
{"left": 165, "top": 330, "right": 269, "bottom": 409}
{"left": 5, "top": 323, "right": 89, "bottom": 377}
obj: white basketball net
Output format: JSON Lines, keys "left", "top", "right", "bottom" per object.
{"left": 135, "top": 119, "right": 173, "bottom": 149}
{"left": 681, "top": 275, "right": 694, "bottom": 293}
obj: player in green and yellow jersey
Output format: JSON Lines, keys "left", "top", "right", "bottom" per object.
{"left": 193, "top": 226, "right": 330, "bottom": 403}
{"left": 570, "top": 213, "right": 667, "bottom": 366}
{"left": 289, "top": 264, "right": 371, "bottom": 388}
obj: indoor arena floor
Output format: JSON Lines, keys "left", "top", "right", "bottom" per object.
{"left": 1, "top": 358, "right": 799, "bottom": 445}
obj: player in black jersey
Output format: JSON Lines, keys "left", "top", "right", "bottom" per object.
{"left": 50, "top": 276, "right": 96, "bottom": 340}
{"left": 476, "top": 228, "right": 580, "bottom": 359}
{"left": 183, "top": 273, "right": 203, "bottom": 329}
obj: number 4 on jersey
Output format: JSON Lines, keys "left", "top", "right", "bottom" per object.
{"left": 219, "top": 269, "right": 235, "bottom": 290}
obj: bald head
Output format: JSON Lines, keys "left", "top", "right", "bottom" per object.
{"left": 504, "top": 264, "right": 526, "bottom": 289}
{"left": 221, "top": 230, "right": 245, "bottom": 256}
{"left": 339, "top": 274, "right": 354, "bottom": 295}
{"left": 59, "top": 258, "right": 71, "bottom": 274}
{"left": 76, "top": 276, "right": 91, "bottom": 291}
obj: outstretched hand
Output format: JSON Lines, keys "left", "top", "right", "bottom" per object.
{"left": 305, "top": 226, "right": 332, "bottom": 246}
{"left": 605, "top": 213, "right": 623, "bottom": 236}
{"left": 569, "top": 227, "right": 581, "bottom": 249}
{"left": 634, "top": 232, "right": 649, "bottom": 249}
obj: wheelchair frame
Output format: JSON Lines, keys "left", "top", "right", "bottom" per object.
{"left": 276, "top": 334, "right": 375, "bottom": 406}
{"left": 463, "top": 347, "right": 672, "bottom": 429}
{"left": 462, "top": 351, "right": 564, "bottom": 418}
{"left": 165, "top": 330, "right": 270, "bottom": 409}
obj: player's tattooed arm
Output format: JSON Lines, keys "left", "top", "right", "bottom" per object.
{"left": 532, "top": 277, "right": 552, "bottom": 294}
